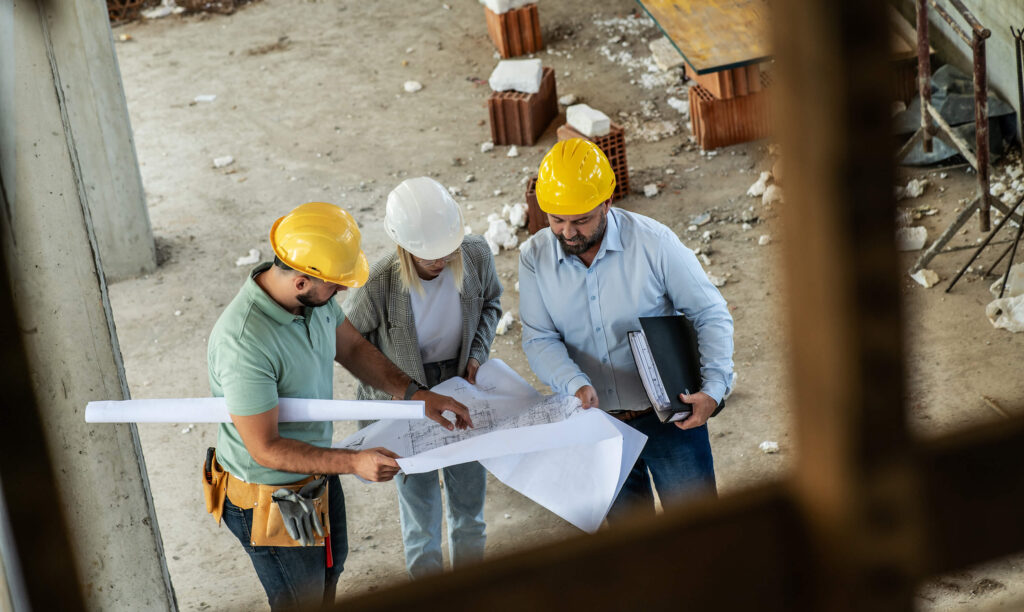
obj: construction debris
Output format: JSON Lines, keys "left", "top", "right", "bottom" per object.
{"left": 213, "top": 155, "right": 234, "bottom": 169}
{"left": 235, "top": 248, "right": 260, "bottom": 266}
{"left": 480, "top": 141, "right": 495, "bottom": 153}
{"left": 484, "top": 214, "right": 519, "bottom": 254}
{"left": 648, "top": 36, "right": 685, "bottom": 71}
{"left": 558, "top": 94, "right": 578, "bottom": 106}
{"left": 403, "top": 80, "right": 423, "bottom": 93}
{"left": 989, "top": 263, "right": 1024, "bottom": 298}
{"left": 895, "top": 177, "right": 928, "bottom": 200}
{"left": 495, "top": 311, "right": 517, "bottom": 335}
{"left": 986, "top": 294, "right": 1024, "bottom": 333}
{"left": 506, "top": 145, "right": 519, "bottom": 157}
{"left": 762, "top": 184, "right": 783, "bottom": 206}
{"left": 503, "top": 202, "right": 528, "bottom": 228}
{"left": 910, "top": 268, "right": 940, "bottom": 288}
{"left": 758, "top": 441, "right": 780, "bottom": 454}
{"left": 758, "top": 234, "right": 771, "bottom": 246}
{"left": 896, "top": 226, "right": 928, "bottom": 251}
{"left": 643, "top": 184, "right": 659, "bottom": 198}
{"left": 746, "top": 171, "right": 771, "bottom": 197}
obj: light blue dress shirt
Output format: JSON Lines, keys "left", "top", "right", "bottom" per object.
{"left": 518, "top": 208, "right": 734, "bottom": 412}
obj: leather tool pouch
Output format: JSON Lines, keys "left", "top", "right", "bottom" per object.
{"left": 251, "top": 478, "right": 329, "bottom": 547}
{"left": 202, "top": 447, "right": 228, "bottom": 525}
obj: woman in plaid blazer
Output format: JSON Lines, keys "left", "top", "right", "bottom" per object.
{"left": 343, "top": 177, "right": 503, "bottom": 578}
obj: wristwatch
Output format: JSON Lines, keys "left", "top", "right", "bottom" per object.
{"left": 403, "top": 380, "right": 428, "bottom": 401}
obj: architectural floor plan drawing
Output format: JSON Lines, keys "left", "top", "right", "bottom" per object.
{"left": 336, "top": 359, "right": 647, "bottom": 533}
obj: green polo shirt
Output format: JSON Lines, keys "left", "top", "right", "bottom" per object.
{"left": 209, "top": 262, "right": 344, "bottom": 485}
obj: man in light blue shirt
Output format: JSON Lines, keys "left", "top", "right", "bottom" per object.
{"left": 519, "top": 139, "right": 734, "bottom": 521}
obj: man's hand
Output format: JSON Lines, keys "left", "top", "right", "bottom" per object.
{"left": 350, "top": 447, "right": 401, "bottom": 482}
{"left": 575, "top": 385, "right": 599, "bottom": 409}
{"left": 464, "top": 358, "right": 481, "bottom": 384}
{"left": 416, "top": 390, "right": 474, "bottom": 430}
{"left": 676, "top": 391, "right": 717, "bottom": 430}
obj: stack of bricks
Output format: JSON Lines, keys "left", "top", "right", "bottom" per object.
{"left": 685, "top": 63, "right": 772, "bottom": 151}
{"left": 556, "top": 122, "right": 630, "bottom": 203}
{"left": 488, "top": 67, "right": 558, "bottom": 146}
{"left": 484, "top": 3, "right": 543, "bottom": 58}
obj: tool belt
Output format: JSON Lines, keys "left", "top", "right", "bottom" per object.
{"left": 609, "top": 407, "right": 653, "bottom": 422}
{"left": 202, "top": 448, "right": 330, "bottom": 547}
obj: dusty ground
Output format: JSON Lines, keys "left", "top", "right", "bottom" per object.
{"left": 106, "top": 0, "right": 1024, "bottom": 609}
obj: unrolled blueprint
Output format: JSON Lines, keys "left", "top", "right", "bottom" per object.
{"left": 85, "top": 397, "right": 424, "bottom": 423}
{"left": 336, "top": 359, "right": 647, "bottom": 533}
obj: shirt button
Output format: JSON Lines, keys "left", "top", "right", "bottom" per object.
{"left": 590, "top": 296, "right": 596, "bottom": 301}
{"left": 602, "top": 357, "right": 608, "bottom": 363}
{"left": 595, "top": 327, "right": 601, "bottom": 332}
{"left": 607, "top": 388, "right": 614, "bottom": 394}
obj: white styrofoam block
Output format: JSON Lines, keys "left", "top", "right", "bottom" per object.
{"left": 489, "top": 59, "right": 544, "bottom": 94}
{"left": 566, "top": 103, "right": 611, "bottom": 137}
{"left": 481, "top": 0, "right": 531, "bottom": 15}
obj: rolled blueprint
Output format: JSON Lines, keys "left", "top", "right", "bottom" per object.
{"left": 85, "top": 397, "right": 424, "bottom": 423}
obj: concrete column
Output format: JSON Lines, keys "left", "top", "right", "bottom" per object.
{"left": 29, "top": 0, "right": 156, "bottom": 280}
{"left": 0, "top": 0, "right": 174, "bottom": 610}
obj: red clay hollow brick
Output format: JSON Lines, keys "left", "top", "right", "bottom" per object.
{"left": 485, "top": 4, "right": 543, "bottom": 59}
{"left": 487, "top": 67, "right": 557, "bottom": 146}
{"left": 525, "top": 176, "right": 548, "bottom": 235}
{"left": 688, "top": 72, "right": 773, "bottom": 150}
{"left": 555, "top": 122, "right": 630, "bottom": 202}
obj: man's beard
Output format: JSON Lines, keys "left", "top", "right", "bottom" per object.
{"left": 297, "top": 288, "right": 337, "bottom": 308}
{"left": 557, "top": 211, "right": 607, "bottom": 255}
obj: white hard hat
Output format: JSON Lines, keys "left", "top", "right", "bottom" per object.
{"left": 384, "top": 177, "right": 465, "bottom": 260}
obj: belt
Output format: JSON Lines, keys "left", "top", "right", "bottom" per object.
{"left": 608, "top": 407, "right": 653, "bottom": 422}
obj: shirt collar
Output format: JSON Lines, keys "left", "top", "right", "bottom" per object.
{"left": 244, "top": 262, "right": 304, "bottom": 325}
{"left": 555, "top": 207, "right": 623, "bottom": 264}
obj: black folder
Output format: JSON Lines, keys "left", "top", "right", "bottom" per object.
{"left": 628, "top": 315, "right": 724, "bottom": 423}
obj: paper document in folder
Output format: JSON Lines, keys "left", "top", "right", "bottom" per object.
{"left": 628, "top": 315, "right": 711, "bottom": 423}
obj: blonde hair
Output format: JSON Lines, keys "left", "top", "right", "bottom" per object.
{"left": 397, "top": 245, "right": 464, "bottom": 297}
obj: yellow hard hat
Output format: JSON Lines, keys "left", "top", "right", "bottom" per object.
{"left": 270, "top": 202, "right": 370, "bottom": 287}
{"left": 535, "top": 138, "right": 616, "bottom": 215}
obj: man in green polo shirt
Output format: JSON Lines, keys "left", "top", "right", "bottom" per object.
{"left": 208, "top": 202, "right": 473, "bottom": 610}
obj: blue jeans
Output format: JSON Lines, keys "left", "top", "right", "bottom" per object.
{"left": 606, "top": 412, "right": 716, "bottom": 524}
{"left": 396, "top": 357, "right": 487, "bottom": 579}
{"left": 222, "top": 474, "right": 347, "bottom": 610}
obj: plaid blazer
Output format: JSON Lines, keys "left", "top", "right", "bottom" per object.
{"left": 342, "top": 234, "right": 503, "bottom": 401}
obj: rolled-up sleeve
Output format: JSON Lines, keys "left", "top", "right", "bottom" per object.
{"left": 519, "top": 247, "right": 591, "bottom": 397}
{"left": 660, "top": 231, "right": 734, "bottom": 403}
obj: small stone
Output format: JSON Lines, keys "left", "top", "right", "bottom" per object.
{"left": 504, "top": 513, "right": 512, "bottom": 519}
{"left": 493, "top": 188, "right": 503, "bottom": 196}
{"left": 643, "top": 183, "right": 659, "bottom": 198}
{"left": 447, "top": 186, "right": 462, "bottom": 196}
{"left": 910, "top": 268, "right": 939, "bottom": 288}
{"left": 403, "top": 80, "right": 423, "bottom": 93}
{"left": 507, "top": 145, "right": 519, "bottom": 157}
{"left": 758, "top": 234, "right": 771, "bottom": 246}
{"left": 480, "top": 141, "right": 495, "bottom": 153}
{"left": 174, "top": 310, "right": 182, "bottom": 316}
{"left": 759, "top": 441, "right": 780, "bottom": 454}
{"left": 691, "top": 212, "right": 711, "bottom": 226}
{"left": 741, "top": 222, "right": 752, "bottom": 231}
{"left": 465, "top": 174, "right": 476, "bottom": 183}
{"left": 707, "top": 273, "right": 727, "bottom": 287}
{"left": 558, "top": 93, "right": 578, "bottom": 106}
{"left": 495, "top": 311, "right": 516, "bottom": 335}
{"left": 213, "top": 155, "right": 234, "bottom": 169}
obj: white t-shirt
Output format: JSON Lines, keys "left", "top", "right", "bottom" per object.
{"left": 409, "top": 267, "right": 463, "bottom": 364}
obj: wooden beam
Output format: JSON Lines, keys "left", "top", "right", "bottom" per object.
{"left": 337, "top": 486, "right": 809, "bottom": 611}
{"left": 770, "top": 0, "right": 925, "bottom": 609}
